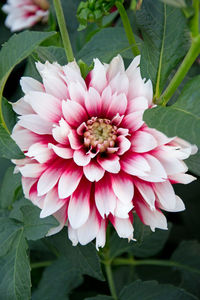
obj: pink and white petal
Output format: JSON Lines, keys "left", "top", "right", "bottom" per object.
{"left": 29, "top": 183, "right": 45, "bottom": 209}
{"left": 68, "top": 129, "right": 82, "bottom": 150}
{"left": 101, "top": 85, "right": 112, "bottom": 116}
{"left": 76, "top": 208, "right": 101, "bottom": 245}
{"left": 107, "top": 93, "right": 127, "bottom": 118}
{"left": 52, "top": 118, "right": 70, "bottom": 145}
{"left": 111, "top": 113, "right": 124, "bottom": 126}
{"left": 41, "top": 72, "right": 69, "bottom": 100}
{"left": 37, "top": 161, "right": 64, "bottom": 196}
{"left": 168, "top": 173, "right": 196, "bottom": 184}
{"left": 68, "top": 225, "right": 79, "bottom": 246}
{"left": 109, "top": 73, "right": 129, "bottom": 95}
{"left": 20, "top": 76, "right": 44, "bottom": 94}
{"left": 68, "top": 81, "right": 86, "bottom": 106}
{"left": 111, "top": 172, "right": 134, "bottom": 204}
{"left": 122, "top": 111, "right": 144, "bottom": 132}
{"left": 62, "top": 100, "right": 88, "bottom": 128}
{"left": 85, "top": 87, "right": 102, "bottom": 116}
{"left": 117, "top": 127, "right": 129, "bottom": 136}
{"left": 89, "top": 58, "right": 107, "bottom": 93}
{"left": 83, "top": 160, "right": 105, "bottom": 182}
{"left": 24, "top": 91, "right": 62, "bottom": 123}
{"left": 126, "top": 55, "right": 140, "bottom": 80}
{"left": 96, "top": 220, "right": 106, "bottom": 250}
{"left": 110, "top": 215, "right": 134, "bottom": 239}
{"left": 27, "top": 142, "right": 53, "bottom": 163}
{"left": 40, "top": 187, "right": 66, "bottom": 218}
{"left": 18, "top": 114, "right": 52, "bottom": 135}
{"left": 48, "top": 144, "right": 73, "bottom": 159}
{"left": 19, "top": 163, "right": 46, "bottom": 178}
{"left": 95, "top": 174, "right": 117, "bottom": 218}
{"left": 97, "top": 154, "right": 120, "bottom": 174}
{"left": 159, "top": 195, "right": 185, "bottom": 212}
{"left": 140, "top": 154, "right": 167, "bottom": 182}
{"left": 131, "top": 131, "right": 157, "bottom": 153}
{"left": 63, "top": 61, "right": 86, "bottom": 88}
{"left": 73, "top": 148, "right": 91, "bottom": 166}
{"left": 134, "top": 180, "right": 155, "bottom": 210}
{"left": 21, "top": 177, "right": 37, "bottom": 199}
{"left": 107, "top": 55, "right": 125, "bottom": 81}
{"left": 153, "top": 181, "right": 177, "bottom": 210}
{"left": 117, "top": 135, "right": 131, "bottom": 155}
{"left": 143, "top": 127, "right": 174, "bottom": 146}
{"left": 154, "top": 149, "right": 188, "bottom": 175}
{"left": 121, "top": 153, "right": 150, "bottom": 176}
{"left": 46, "top": 202, "right": 68, "bottom": 236}
{"left": 135, "top": 199, "right": 168, "bottom": 231}
{"left": 11, "top": 125, "right": 40, "bottom": 151}
{"left": 128, "top": 75, "right": 153, "bottom": 106}
{"left": 127, "top": 96, "right": 148, "bottom": 114}
{"left": 12, "top": 97, "right": 35, "bottom": 115}
{"left": 58, "top": 163, "right": 83, "bottom": 199}
{"left": 68, "top": 178, "right": 91, "bottom": 229}
{"left": 114, "top": 199, "right": 133, "bottom": 219}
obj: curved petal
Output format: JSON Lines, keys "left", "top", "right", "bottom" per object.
{"left": 97, "top": 154, "right": 120, "bottom": 174}
{"left": 127, "top": 96, "right": 148, "bottom": 114}
{"left": 121, "top": 153, "right": 150, "bottom": 176}
{"left": 153, "top": 180, "right": 176, "bottom": 210}
{"left": 83, "top": 160, "right": 105, "bottom": 182}
{"left": 12, "top": 97, "right": 35, "bottom": 115}
{"left": 139, "top": 154, "right": 167, "bottom": 182}
{"left": 27, "top": 142, "right": 53, "bottom": 163}
{"left": 40, "top": 187, "right": 66, "bottom": 218}
{"left": 134, "top": 180, "right": 155, "bottom": 210}
{"left": 20, "top": 77, "right": 44, "bottom": 94}
{"left": 89, "top": 58, "right": 107, "bottom": 93}
{"left": 106, "top": 93, "right": 127, "bottom": 118}
{"left": 131, "top": 131, "right": 157, "bottom": 153}
{"left": 58, "top": 162, "right": 83, "bottom": 199}
{"left": 111, "top": 172, "right": 134, "bottom": 204}
{"left": 18, "top": 114, "right": 52, "bottom": 135}
{"left": 96, "top": 219, "right": 106, "bottom": 250}
{"left": 73, "top": 148, "right": 91, "bottom": 166}
{"left": 68, "top": 129, "right": 82, "bottom": 150}
{"left": 68, "top": 81, "right": 86, "bottom": 106}
{"left": 68, "top": 177, "right": 91, "bottom": 229}
{"left": 107, "top": 55, "right": 125, "bottom": 81}
{"left": 85, "top": 87, "right": 102, "bottom": 117}
{"left": 48, "top": 144, "right": 73, "bottom": 159}
{"left": 168, "top": 173, "right": 196, "bottom": 184}
{"left": 52, "top": 118, "right": 70, "bottom": 145}
{"left": 62, "top": 100, "right": 88, "bottom": 127}
{"left": 117, "top": 135, "right": 131, "bottom": 155}
{"left": 109, "top": 215, "right": 133, "bottom": 239}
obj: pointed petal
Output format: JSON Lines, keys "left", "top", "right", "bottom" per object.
{"left": 169, "top": 173, "right": 196, "bottom": 184}
{"left": 117, "top": 135, "right": 131, "bottom": 155}
{"left": 73, "top": 148, "right": 91, "bottom": 166}
{"left": 62, "top": 100, "right": 87, "bottom": 127}
{"left": 20, "top": 77, "right": 44, "bottom": 94}
{"left": 107, "top": 93, "right": 127, "bottom": 118}
{"left": 107, "top": 55, "right": 125, "bottom": 81}
{"left": 40, "top": 187, "right": 66, "bottom": 218}
{"left": 96, "top": 220, "right": 106, "bottom": 250}
{"left": 121, "top": 153, "right": 150, "bottom": 176}
{"left": 85, "top": 87, "right": 102, "bottom": 116}
{"left": 153, "top": 181, "right": 176, "bottom": 210}
{"left": 83, "top": 160, "right": 105, "bottom": 182}
{"left": 111, "top": 172, "right": 134, "bottom": 204}
{"left": 134, "top": 180, "right": 155, "bottom": 210}
{"left": 131, "top": 131, "right": 157, "bottom": 153}
{"left": 89, "top": 58, "right": 107, "bottom": 93}
{"left": 18, "top": 114, "right": 52, "bottom": 134}
{"left": 122, "top": 111, "right": 144, "bottom": 132}
{"left": 52, "top": 118, "right": 70, "bottom": 144}
{"left": 48, "top": 144, "right": 73, "bottom": 159}
{"left": 140, "top": 154, "right": 167, "bottom": 182}
{"left": 110, "top": 215, "right": 133, "bottom": 239}
{"left": 97, "top": 154, "right": 120, "bottom": 174}
{"left": 12, "top": 97, "right": 34, "bottom": 115}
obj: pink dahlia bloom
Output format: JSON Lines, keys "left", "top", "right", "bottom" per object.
{"left": 11, "top": 55, "right": 197, "bottom": 248}
{"left": 2, "top": 0, "right": 49, "bottom": 32}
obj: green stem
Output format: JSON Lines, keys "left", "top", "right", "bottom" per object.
{"left": 158, "top": 34, "right": 200, "bottom": 106}
{"left": 53, "top": 0, "right": 74, "bottom": 62}
{"left": 190, "top": 0, "right": 199, "bottom": 37}
{"left": 112, "top": 258, "right": 200, "bottom": 275}
{"left": 105, "top": 262, "right": 118, "bottom": 300}
{"left": 115, "top": 1, "right": 140, "bottom": 56}
{"left": 31, "top": 260, "right": 53, "bottom": 269}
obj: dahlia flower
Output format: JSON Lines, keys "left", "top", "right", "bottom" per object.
{"left": 11, "top": 55, "right": 197, "bottom": 248}
{"left": 2, "top": 0, "right": 49, "bottom": 32}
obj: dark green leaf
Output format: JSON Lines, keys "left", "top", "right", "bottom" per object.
{"left": 32, "top": 257, "right": 83, "bottom": 300}
{"left": 0, "top": 218, "right": 31, "bottom": 300}
{"left": 47, "top": 229, "right": 104, "bottom": 281}
{"left": 110, "top": 216, "right": 171, "bottom": 259}
{"left": 2, "top": 97, "right": 16, "bottom": 132}
{"left": 119, "top": 280, "right": 198, "bottom": 300}
{"left": 35, "top": 46, "right": 67, "bottom": 65}
{"left": 171, "top": 241, "right": 200, "bottom": 297}
{"left": 0, "top": 166, "right": 21, "bottom": 209}
{"left": 144, "top": 75, "right": 200, "bottom": 148}
{"left": 159, "top": 0, "right": 187, "bottom": 7}
{"left": 77, "top": 27, "right": 141, "bottom": 65}
{"left": 185, "top": 151, "right": 200, "bottom": 176}
{"left": 136, "top": 0, "right": 188, "bottom": 96}
{"left": 85, "top": 296, "right": 113, "bottom": 300}
{"left": 0, "top": 123, "right": 24, "bottom": 159}
{"left": 0, "top": 30, "right": 56, "bottom": 100}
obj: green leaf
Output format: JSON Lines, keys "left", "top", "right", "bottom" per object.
{"left": 85, "top": 296, "right": 113, "bottom": 300}
{"left": 159, "top": 0, "right": 187, "bottom": 7}
{"left": 0, "top": 218, "right": 31, "bottom": 300}
{"left": 185, "top": 151, "right": 200, "bottom": 176}
{"left": 47, "top": 229, "right": 104, "bottom": 281}
{"left": 171, "top": 241, "right": 200, "bottom": 297}
{"left": 110, "top": 216, "right": 171, "bottom": 259}
{"left": 0, "top": 166, "right": 21, "bottom": 209}
{"left": 35, "top": 46, "right": 67, "bottom": 65}
{"left": 2, "top": 97, "right": 16, "bottom": 132}
{"left": 143, "top": 75, "right": 200, "bottom": 148}
{"left": 77, "top": 27, "right": 141, "bottom": 65}
{"left": 0, "top": 123, "right": 24, "bottom": 159}
{"left": 119, "top": 280, "right": 198, "bottom": 300}
{"left": 136, "top": 0, "right": 188, "bottom": 97}
{"left": 32, "top": 257, "right": 83, "bottom": 300}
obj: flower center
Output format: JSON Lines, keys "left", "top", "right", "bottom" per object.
{"left": 84, "top": 118, "right": 117, "bottom": 152}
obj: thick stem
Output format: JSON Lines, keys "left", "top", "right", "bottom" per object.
{"left": 115, "top": 1, "right": 140, "bottom": 57}
{"left": 53, "top": 0, "right": 74, "bottom": 62}
{"left": 157, "top": 34, "right": 200, "bottom": 106}
{"left": 112, "top": 258, "right": 200, "bottom": 275}
{"left": 105, "top": 262, "right": 118, "bottom": 300}
{"left": 190, "top": 0, "right": 199, "bottom": 37}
